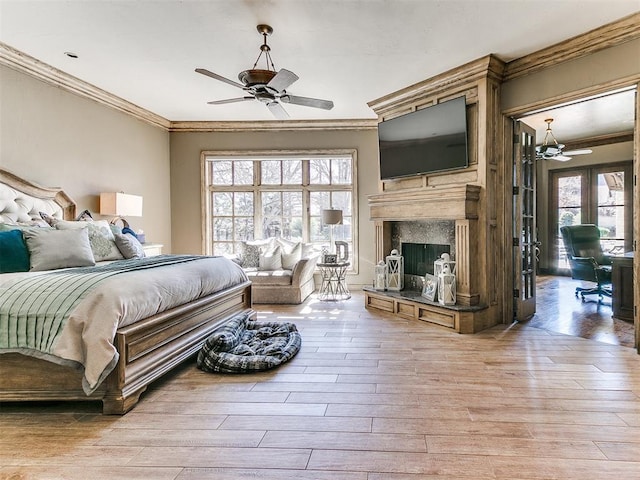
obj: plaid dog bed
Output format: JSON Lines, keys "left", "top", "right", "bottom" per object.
{"left": 197, "top": 312, "right": 301, "bottom": 373}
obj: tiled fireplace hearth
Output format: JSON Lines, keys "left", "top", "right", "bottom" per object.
{"left": 394, "top": 220, "right": 454, "bottom": 281}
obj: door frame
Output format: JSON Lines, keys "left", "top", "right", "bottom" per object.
{"left": 502, "top": 81, "right": 639, "bottom": 352}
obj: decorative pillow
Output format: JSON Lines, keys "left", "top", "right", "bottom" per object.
{"left": 259, "top": 246, "right": 282, "bottom": 271}
{"left": 0, "top": 222, "right": 53, "bottom": 232}
{"left": 280, "top": 241, "right": 302, "bottom": 270}
{"left": 241, "top": 238, "right": 274, "bottom": 268}
{"left": 109, "top": 224, "right": 122, "bottom": 236}
{"left": 55, "top": 220, "right": 124, "bottom": 262}
{"left": 75, "top": 209, "right": 94, "bottom": 221}
{"left": 114, "top": 233, "right": 145, "bottom": 259}
{"left": 22, "top": 228, "right": 95, "bottom": 271}
{"left": 0, "top": 229, "right": 30, "bottom": 273}
{"left": 39, "top": 211, "right": 58, "bottom": 226}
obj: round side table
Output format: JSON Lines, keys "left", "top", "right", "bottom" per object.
{"left": 317, "top": 262, "right": 351, "bottom": 301}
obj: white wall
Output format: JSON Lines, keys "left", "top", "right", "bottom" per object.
{"left": 169, "top": 128, "right": 380, "bottom": 287}
{"left": 0, "top": 64, "right": 172, "bottom": 249}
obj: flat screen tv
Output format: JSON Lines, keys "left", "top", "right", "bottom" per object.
{"left": 378, "top": 96, "right": 468, "bottom": 180}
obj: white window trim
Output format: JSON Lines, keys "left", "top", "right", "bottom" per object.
{"left": 201, "top": 149, "right": 359, "bottom": 274}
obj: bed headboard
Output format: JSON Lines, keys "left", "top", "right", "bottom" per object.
{"left": 0, "top": 168, "right": 76, "bottom": 223}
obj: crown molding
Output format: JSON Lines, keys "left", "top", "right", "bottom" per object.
{"left": 368, "top": 54, "right": 506, "bottom": 116}
{"left": 504, "top": 12, "right": 640, "bottom": 81}
{"left": 563, "top": 131, "right": 634, "bottom": 151}
{"left": 169, "top": 118, "right": 378, "bottom": 132}
{"left": 0, "top": 41, "right": 170, "bottom": 130}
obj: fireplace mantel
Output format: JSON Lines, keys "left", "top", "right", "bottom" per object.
{"left": 368, "top": 184, "right": 481, "bottom": 222}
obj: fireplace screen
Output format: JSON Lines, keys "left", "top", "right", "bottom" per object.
{"left": 401, "top": 243, "right": 450, "bottom": 275}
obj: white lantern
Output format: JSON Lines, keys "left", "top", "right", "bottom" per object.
{"left": 434, "top": 252, "right": 456, "bottom": 278}
{"left": 386, "top": 249, "right": 404, "bottom": 291}
{"left": 374, "top": 261, "right": 388, "bottom": 291}
{"left": 437, "top": 263, "right": 457, "bottom": 306}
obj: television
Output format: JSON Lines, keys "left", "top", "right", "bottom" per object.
{"left": 377, "top": 96, "right": 468, "bottom": 180}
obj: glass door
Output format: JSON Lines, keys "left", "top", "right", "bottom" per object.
{"left": 550, "top": 162, "right": 632, "bottom": 272}
{"left": 554, "top": 172, "right": 586, "bottom": 271}
{"left": 513, "top": 120, "right": 537, "bottom": 321}
{"left": 596, "top": 170, "right": 626, "bottom": 256}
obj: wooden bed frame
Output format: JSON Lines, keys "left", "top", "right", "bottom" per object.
{"left": 0, "top": 168, "right": 254, "bottom": 414}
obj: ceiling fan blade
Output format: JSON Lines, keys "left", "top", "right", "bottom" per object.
{"left": 195, "top": 68, "right": 245, "bottom": 89}
{"left": 266, "top": 68, "right": 299, "bottom": 93}
{"left": 207, "top": 97, "right": 255, "bottom": 105}
{"left": 281, "top": 94, "right": 334, "bottom": 110}
{"left": 563, "top": 149, "right": 592, "bottom": 156}
{"left": 266, "top": 101, "right": 289, "bottom": 120}
{"left": 551, "top": 154, "right": 572, "bottom": 162}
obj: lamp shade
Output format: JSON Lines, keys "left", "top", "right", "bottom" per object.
{"left": 99, "top": 192, "right": 143, "bottom": 217}
{"left": 321, "top": 209, "right": 343, "bottom": 225}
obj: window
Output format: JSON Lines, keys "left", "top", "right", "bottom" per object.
{"left": 550, "top": 162, "right": 632, "bottom": 272}
{"left": 202, "top": 151, "right": 357, "bottom": 271}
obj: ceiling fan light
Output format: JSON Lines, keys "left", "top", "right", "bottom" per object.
{"left": 238, "top": 69, "right": 277, "bottom": 87}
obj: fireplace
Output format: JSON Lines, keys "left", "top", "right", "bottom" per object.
{"left": 368, "top": 183, "right": 481, "bottom": 306}
{"left": 402, "top": 242, "right": 451, "bottom": 276}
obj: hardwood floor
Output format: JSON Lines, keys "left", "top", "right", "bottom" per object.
{"left": 529, "top": 274, "right": 635, "bottom": 348}
{"left": 1, "top": 290, "right": 639, "bottom": 479}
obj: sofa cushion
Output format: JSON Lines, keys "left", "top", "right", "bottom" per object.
{"left": 278, "top": 241, "right": 302, "bottom": 270}
{"left": 244, "top": 268, "right": 293, "bottom": 286}
{"left": 241, "top": 238, "right": 274, "bottom": 268}
{"left": 259, "top": 245, "right": 282, "bottom": 270}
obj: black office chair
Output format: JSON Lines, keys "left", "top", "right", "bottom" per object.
{"left": 559, "top": 224, "right": 612, "bottom": 302}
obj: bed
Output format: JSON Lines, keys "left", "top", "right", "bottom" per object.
{"left": 0, "top": 168, "right": 254, "bottom": 414}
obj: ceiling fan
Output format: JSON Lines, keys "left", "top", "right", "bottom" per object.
{"left": 535, "top": 118, "right": 592, "bottom": 161}
{"left": 195, "top": 24, "right": 334, "bottom": 119}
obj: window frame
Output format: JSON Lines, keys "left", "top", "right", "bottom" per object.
{"left": 548, "top": 160, "right": 633, "bottom": 273}
{"left": 201, "top": 149, "right": 359, "bottom": 274}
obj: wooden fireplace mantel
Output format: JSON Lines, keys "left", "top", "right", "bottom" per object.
{"left": 368, "top": 184, "right": 481, "bottom": 222}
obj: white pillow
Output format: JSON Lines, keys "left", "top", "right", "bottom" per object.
{"left": 280, "top": 242, "right": 302, "bottom": 270}
{"left": 259, "top": 245, "right": 282, "bottom": 271}
{"left": 23, "top": 228, "right": 96, "bottom": 271}
{"left": 56, "top": 220, "right": 123, "bottom": 262}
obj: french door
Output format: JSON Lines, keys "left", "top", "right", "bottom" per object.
{"left": 513, "top": 121, "right": 537, "bottom": 321}
{"left": 550, "top": 162, "right": 633, "bottom": 273}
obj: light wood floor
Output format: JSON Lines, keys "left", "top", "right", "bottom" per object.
{"left": 2, "top": 291, "right": 640, "bottom": 480}
{"left": 529, "top": 275, "right": 635, "bottom": 348}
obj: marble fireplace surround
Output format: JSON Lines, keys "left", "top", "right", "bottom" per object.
{"left": 369, "top": 183, "right": 481, "bottom": 306}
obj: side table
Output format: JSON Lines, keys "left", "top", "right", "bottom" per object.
{"left": 142, "top": 243, "right": 164, "bottom": 257}
{"left": 317, "top": 262, "right": 351, "bottom": 301}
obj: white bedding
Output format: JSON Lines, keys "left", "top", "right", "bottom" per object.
{"left": 0, "top": 255, "right": 248, "bottom": 394}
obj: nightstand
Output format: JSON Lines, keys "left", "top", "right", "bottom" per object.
{"left": 142, "top": 243, "right": 163, "bottom": 257}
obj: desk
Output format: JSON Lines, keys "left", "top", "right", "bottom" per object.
{"left": 612, "top": 252, "right": 633, "bottom": 322}
{"left": 317, "top": 262, "right": 351, "bottom": 301}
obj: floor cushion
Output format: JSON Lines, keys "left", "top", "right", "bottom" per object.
{"left": 197, "top": 313, "right": 301, "bottom": 373}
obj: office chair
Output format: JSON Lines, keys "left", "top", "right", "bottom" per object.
{"left": 559, "top": 224, "right": 612, "bottom": 302}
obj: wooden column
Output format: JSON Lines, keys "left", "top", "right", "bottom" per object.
{"left": 455, "top": 219, "right": 480, "bottom": 306}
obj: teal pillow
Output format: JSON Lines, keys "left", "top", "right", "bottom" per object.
{"left": 0, "top": 229, "right": 30, "bottom": 273}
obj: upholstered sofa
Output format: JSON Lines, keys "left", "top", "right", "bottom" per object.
{"left": 238, "top": 238, "right": 320, "bottom": 304}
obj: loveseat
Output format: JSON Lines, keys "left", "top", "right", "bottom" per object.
{"left": 237, "top": 238, "right": 320, "bottom": 304}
